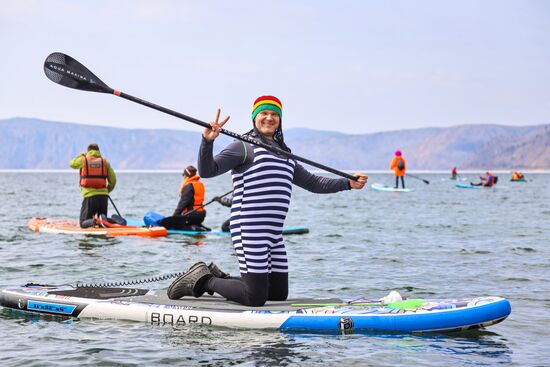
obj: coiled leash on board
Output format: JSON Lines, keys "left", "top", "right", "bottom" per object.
{"left": 75, "top": 271, "right": 185, "bottom": 288}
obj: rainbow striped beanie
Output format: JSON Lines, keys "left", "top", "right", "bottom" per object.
{"left": 252, "top": 95, "right": 282, "bottom": 121}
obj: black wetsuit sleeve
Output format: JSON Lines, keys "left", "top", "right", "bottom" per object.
{"left": 198, "top": 137, "right": 250, "bottom": 177}
{"left": 173, "top": 184, "right": 194, "bottom": 216}
{"left": 292, "top": 163, "right": 350, "bottom": 193}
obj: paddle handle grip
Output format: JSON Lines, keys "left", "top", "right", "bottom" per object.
{"left": 115, "top": 91, "right": 358, "bottom": 181}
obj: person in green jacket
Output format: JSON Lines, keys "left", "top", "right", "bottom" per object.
{"left": 69, "top": 143, "right": 116, "bottom": 228}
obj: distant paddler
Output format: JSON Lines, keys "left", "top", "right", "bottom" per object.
{"left": 451, "top": 167, "right": 458, "bottom": 180}
{"left": 69, "top": 143, "right": 117, "bottom": 228}
{"left": 471, "top": 171, "right": 497, "bottom": 187}
{"left": 511, "top": 171, "right": 525, "bottom": 182}
{"left": 173, "top": 165, "right": 206, "bottom": 224}
{"left": 390, "top": 150, "right": 406, "bottom": 188}
{"left": 154, "top": 165, "right": 210, "bottom": 230}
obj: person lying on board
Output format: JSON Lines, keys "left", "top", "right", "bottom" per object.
{"left": 167, "top": 95, "right": 367, "bottom": 307}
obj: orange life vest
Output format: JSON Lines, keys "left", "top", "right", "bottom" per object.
{"left": 485, "top": 173, "right": 495, "bottom": 186}
{"left": 512, "top": 172, "right": 524, "bottom": 180}
{"left": 80, "top": 155, "right": 108, "bottom": 188}
{"left": 181, "top": 176, "right": 205, "bottom": 212}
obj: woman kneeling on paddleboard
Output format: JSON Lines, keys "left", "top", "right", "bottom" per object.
{"left": 168, "top": 96, "right": 367, "bottom": 306}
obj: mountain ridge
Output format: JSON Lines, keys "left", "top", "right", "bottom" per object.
{"left": 1, "top": 117, "right": 548, "bottom": 170}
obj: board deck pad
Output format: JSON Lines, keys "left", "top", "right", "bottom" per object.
{"left": 49, "top": 287, "right": 149, "bottom": 299}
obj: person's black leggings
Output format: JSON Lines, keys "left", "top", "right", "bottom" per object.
{"left": 80, "top": 195, "right": 108, "bottom": 228}
{"left": 395, "top": 176, "right": 405, "bottom": 189}
{"left": 206, "top": 272, "right": 288, "bottom": 307}
{"left": 160, "top": 211, "right": 206, "bottom": 229}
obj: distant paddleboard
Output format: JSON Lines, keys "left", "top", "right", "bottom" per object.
{"left": 127, "top": 219, "right": 309, "bottom": 236}
{"left": 165, "top": 226, "right": 309, "bottom": 236}
{"left": 28, "top": 218, "right": 167, "bottom": 237}
{"left": 371, "top": 183, "right": 415, "bottom": 192}
{"left": 455, "top": 183, "right": 481, "bottom": 189}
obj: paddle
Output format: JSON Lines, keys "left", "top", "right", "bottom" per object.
{"left": 108, "top": 196, "right": 127, "bottom": 225}
{"left": 43, "top": 52, "right": 359, "bottom": 181}
{"left": 181, "top": 189, "right": 233, "bottom": 217}
{"left": 405, "top": 173, "right": 430, "bottom": 184}
{"left": 92, "top": 196, "right": 127, "bottom": 227}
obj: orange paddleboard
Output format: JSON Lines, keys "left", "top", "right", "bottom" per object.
{"left": 28, "top": 218, "right": 167, "bottom": 238}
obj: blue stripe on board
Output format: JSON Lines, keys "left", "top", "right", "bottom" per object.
{"left": 27, "top": 300, "right": 77, "bottom": 315}
{"left": 279, "top": 299, "right": 512, "bottom": 332}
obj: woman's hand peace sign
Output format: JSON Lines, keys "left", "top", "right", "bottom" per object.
{"left": 203, "top": 108, "right": 230, "bottom": 142}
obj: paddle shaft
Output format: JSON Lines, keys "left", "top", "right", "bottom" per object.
{"left": 405, "top": 173, "right": 430, "bottom": 184}
{"left": 181, "top": 189, "right": 233, "bottom": 217}
{"left": 114, "top": 91, "right": 357, "bottom": 181}
{"left": 108, "top": 196, "right": 123, "bottom": 217}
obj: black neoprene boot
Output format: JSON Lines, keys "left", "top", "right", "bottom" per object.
{"left": 167, "top": 262, "right": 212, "bottom": 299}
{"left": 208, "top": 262, "right": 230, "bottom": 279}
{"left": 206, "top": 262, "right": 230, "bottom": 296}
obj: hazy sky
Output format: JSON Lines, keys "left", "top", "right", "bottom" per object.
{"left": 1, "top": 0, "right": 549, "bottom": 134}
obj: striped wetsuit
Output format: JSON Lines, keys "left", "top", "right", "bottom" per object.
{"left": 230, "top": 146, "right": 295, "bottom": 274}
{"left": 198, "top": 132, "right": 350, "bottom": 306}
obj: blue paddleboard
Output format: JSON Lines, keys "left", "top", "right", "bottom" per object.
{"left": 371, "top": 183, "right": 415, "bottom": 192}
{"left": 127, "top": 219, "right": 309, "bottom": 236}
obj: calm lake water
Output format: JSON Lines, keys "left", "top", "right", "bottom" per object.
{"left": 0, "top": 171, "right": 549, "bottom": 366}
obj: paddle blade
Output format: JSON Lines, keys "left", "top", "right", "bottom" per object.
{"left": 44, "top": 52, "right": 113, "bottom": 94}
